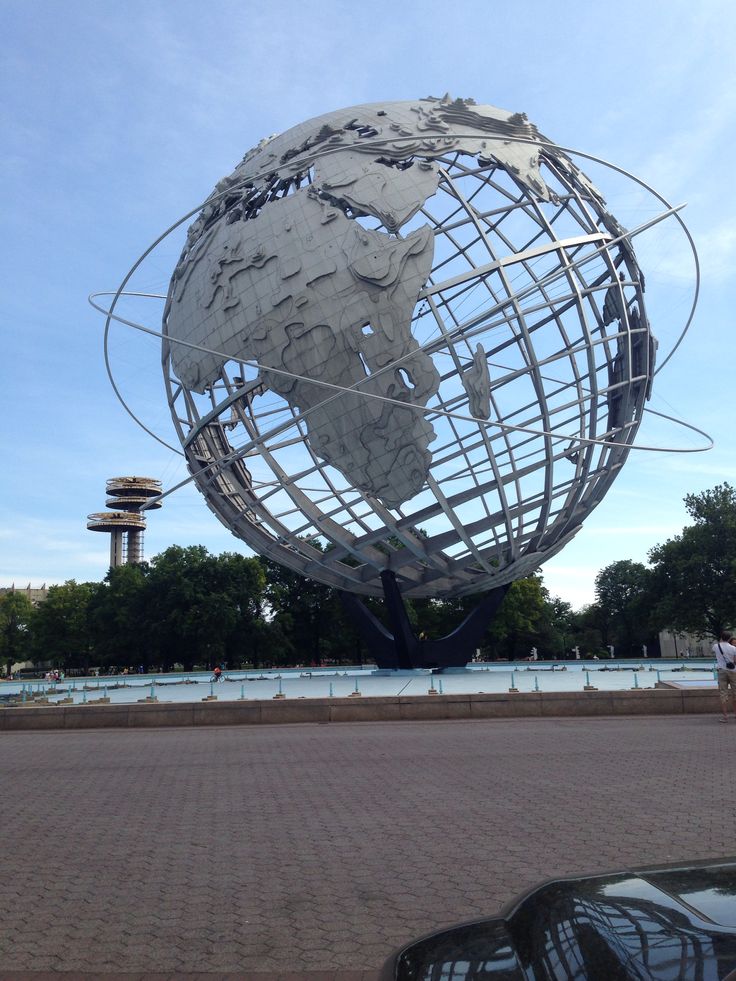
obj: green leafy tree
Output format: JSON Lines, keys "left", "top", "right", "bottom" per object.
{"left": 143, "top": 546, "right": 236, "bottom": 670}
{"left": 534, "top": 593, "right": 576, "bottom": 658}
{"left": 568, "top": 604, "right": 606, "bottom": 656}
{"left": 136, "top": 546, "right": 268, "bottom": 670}
{"left": 480, "top": 575, "right": 549, "bottom": 659}
{"left": 649, "top": 483, "right": 736, "bottom": 637}
{"left": 0, "top": 591, "right": 34, "bottom": 674}
{"left": 31, "top": 581, "right": 96, "bottom": 670}
{"left": 87, "top": 563, "right": 150, "bottom": 669}
{"left": 260, "top": 556, "right": 360, "bottom": 665}
{"left": 246, "top": 617, "right": 295, "bottom": 668}
{"left": 594, "top": 559, "right": 654, "bottom": 656}
{"left": 212, "top": 552, "right": 268, "bottom": 667}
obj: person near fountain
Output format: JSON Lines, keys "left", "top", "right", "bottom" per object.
{"left": 712, "top": 632, "right": 736, "bottom": 723}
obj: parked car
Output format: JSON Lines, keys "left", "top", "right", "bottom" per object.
{"left": 381, "top": 858, "right": 736, "bottom": 980}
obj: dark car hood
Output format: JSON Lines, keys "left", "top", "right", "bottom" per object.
{"left": 382, "top": 858, "right": 736, "bottom": 980}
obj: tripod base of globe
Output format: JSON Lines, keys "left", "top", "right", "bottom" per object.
{"left": 340, "top": 571, "right": 511, "bottom": 670}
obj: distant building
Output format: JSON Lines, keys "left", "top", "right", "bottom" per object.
{"left": 0, "top": 583, "right": 49, "bottom": 606}
{"left": 658, "top": 629, "right": 711, "bottom": 659}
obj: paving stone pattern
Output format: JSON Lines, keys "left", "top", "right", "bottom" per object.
{"left": 1, "top": 716, "right": 735, "bottom": 979}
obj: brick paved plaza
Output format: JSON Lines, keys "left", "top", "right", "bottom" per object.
{"left": 1, "top": 715, "right": 734, "bottom": 980}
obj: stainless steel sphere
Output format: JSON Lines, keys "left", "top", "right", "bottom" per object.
{"left": 162, "top": 97, "right": 655, "bottom": 598}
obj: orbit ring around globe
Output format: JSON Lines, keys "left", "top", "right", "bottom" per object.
{"left": 90, "top": 100, "right": 711, "bottom": 599}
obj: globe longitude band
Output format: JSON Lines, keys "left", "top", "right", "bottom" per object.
{"left": 91, "top": 98, "right": 706, "bottom": 665}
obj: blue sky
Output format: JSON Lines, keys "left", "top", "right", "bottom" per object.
{"left": 2, "top": 0, "right": 734, "bottom": 608}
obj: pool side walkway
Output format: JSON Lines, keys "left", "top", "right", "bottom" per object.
{"left": 2, "top": 714, "right": 735, "bottom": 979}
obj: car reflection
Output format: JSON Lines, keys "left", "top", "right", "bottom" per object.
{"left": 382, "top": 859, "right": 736, "bottom": 980}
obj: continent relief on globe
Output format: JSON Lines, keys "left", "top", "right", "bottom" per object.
{"left": 168, "top": 186, "right": 440, "bottom": 508}
{"left": 164, "top": 98, "right": 561, "bottom": 508}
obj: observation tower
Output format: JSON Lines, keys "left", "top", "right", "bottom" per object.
{"left": 87, "top": 476, "right": 162, "bottom": 568}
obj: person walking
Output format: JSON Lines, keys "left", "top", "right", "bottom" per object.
{"left": 712, "top": 631, "right": 736, "bottom": 723}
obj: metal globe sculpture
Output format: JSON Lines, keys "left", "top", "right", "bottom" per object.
{"left": 163, "top": 97, "right": 658, "bottom": 592}
{"left": 92, "top": 96, "right": 705, "bottom": 668}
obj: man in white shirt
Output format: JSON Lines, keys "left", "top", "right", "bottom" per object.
{"left": 712, "top": 631, "right": 736, "bottom": 723}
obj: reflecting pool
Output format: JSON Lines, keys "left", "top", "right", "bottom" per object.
{"left": 0, "top": 659, "right": 717, "bottom": 707}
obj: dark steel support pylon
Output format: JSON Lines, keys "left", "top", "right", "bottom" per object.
{"left": 340, "top": 571, "right": 510, "bottom": 670}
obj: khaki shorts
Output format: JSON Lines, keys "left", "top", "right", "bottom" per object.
{"left": 717, "top": 668, "right": 736, "bottom": 703}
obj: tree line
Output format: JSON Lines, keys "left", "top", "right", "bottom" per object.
{"left": 2, "top": 484, "right": 734, "bottom": 674}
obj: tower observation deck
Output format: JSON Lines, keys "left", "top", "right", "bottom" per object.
{"left": 87, "top": 476, "right": 162, "bottom": 568}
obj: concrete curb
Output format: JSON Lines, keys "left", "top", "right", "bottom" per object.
{"left": 0, "top": 687, "right": 721, "bottom": 731}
